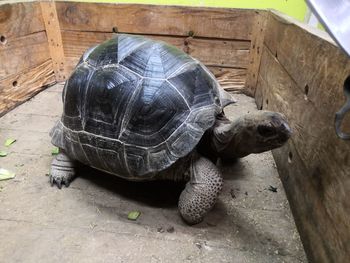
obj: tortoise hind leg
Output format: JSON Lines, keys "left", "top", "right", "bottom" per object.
{"left": 50, "top": 150, "right": 76, "bottom": 189}
{"left": 178, "top": 154, "right": 223, "bottom": 225}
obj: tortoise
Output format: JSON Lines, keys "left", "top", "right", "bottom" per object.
{"left": 50, "top": 34, "right": 291, "bottom": 225}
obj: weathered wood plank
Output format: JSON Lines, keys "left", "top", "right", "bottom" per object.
{"left": 0, "top": 2, "right": 45, "bottom": 39}
{"left": 40, "top": 2, "right": 67, "bottom": 81}
{"left": 264, "top": 10, "right": 350, "bottom": 124}
{"left": 258, "top": 43, "right": 350, "bottom": 263}
{"left": 0, "top": 31, "right": 50, "bottom": 79}
{"left": 184, "top": 37, "right": 250, "bottom": 68}
{"left": 245, "top": 10, "right": 266, "bottom": 96}
{"left": 61, "top": 30, "right": 250, "bottom": 69}
{"left": 64, "top": 55, "right": 246, "bottom": 92}
{"left": 62, "top": 30, "right": 249, "bottom": 91}
{"left": 56, "top": 2, "right": 256, "bottom": 40}
{"left": 0, "top": 59, "right": 56, "bottom": 116}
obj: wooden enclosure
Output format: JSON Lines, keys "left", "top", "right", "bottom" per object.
{"left": 0, "top": 1, "right": 349, "bottom": 262}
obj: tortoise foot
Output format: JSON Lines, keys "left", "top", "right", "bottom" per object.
{"left": 50, "top": 152, "right": 76, "bottom": 189}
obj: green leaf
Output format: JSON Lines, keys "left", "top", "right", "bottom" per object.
{"left": 127, "top": 211, "right": 141, "bottom": 221}
{"left": 0, "top": 168, "right": 16, "bottom": 181}
{"left": 0, "top": 151, "right": 7, "bottom": 157}
{"left": 4, "top": 138, "right": 16, "bottom": 147}
{"left": 51, "top": 147, "right": 59, "bottom": 155}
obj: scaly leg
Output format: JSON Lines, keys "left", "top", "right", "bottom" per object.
{"left": 178, "top": 154, "right": 223, "bottom": 225}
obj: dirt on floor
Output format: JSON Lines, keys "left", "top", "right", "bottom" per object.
{"left": 0, "top": 83, "right": 307, "bottom": 263}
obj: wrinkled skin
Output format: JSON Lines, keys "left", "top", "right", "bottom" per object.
{"left": 213, "top": 111, "right": 292, "bottom": 159}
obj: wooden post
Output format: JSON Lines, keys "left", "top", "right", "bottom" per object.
{"left": 245, "top": 11, "right": 267, "bottom": 97}
{"left": 40, "top": 1, "right": 67, "bottom": 82}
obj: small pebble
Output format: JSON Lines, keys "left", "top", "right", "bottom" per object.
{"left": 268, "top": 185, "right": 278, "bottom": 193}
{"left": 166, "top": 226, "right": 174, "bottom": 233}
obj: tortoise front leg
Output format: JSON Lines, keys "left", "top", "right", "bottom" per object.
{"left": 178, "top": 154, "right": 223, "bottom": 225}
{"left": 50, "top": 149, "right": 77, "bottom": 189}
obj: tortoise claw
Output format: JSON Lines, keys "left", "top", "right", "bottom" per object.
{"left": 63, "top": 178, "right": 71, "bottom": 188}
{"left": 50, "top": 176, "right": 54, "bottom": 187}
{"left": 56, "top": 178, "right": 63, "bottom": 189}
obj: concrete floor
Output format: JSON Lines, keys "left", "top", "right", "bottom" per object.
{"left": 0, "top": 83, "right": 306, "bottom": 263}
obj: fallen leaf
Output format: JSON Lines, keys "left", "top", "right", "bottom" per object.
{"left": 51, "top": 147, "right": 59, "bottom": 155}
{"left": 0, "top": 151, "right": 7, "bottom": 157}
{"left": 0, "top": 168, "right": 16, "bottom": 181}
{"left": 127, "top": 211, "right": 141, "bottom": 221}
{"left": 89, "top": 223, "right": 97, "bottom": 229}
{"left": 4, "top": 138, "right": 16, "bottom": 147}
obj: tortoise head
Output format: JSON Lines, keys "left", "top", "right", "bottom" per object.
{"left": 215, "top": 111, "right": 292, "bottom": 159}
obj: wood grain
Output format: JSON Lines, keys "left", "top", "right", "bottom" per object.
{"left": 0, "top": 59, "right": 55, "bottom": 116}
{"left": 62, "top": 30, "right": 249, "bottom": 92}
{"left": 56, "top": 2, "right": 256, "bottom": 40}
{"left": 40, "top": 2, "right": 67, "bottom": 81}
{"left": 258, "top": 12, "right": 350, "bottom": 262}
{"left": 245, "top": 10, "right": 267, "bottom": 96}
{"left": 0, "top": 2, "right": 45, "bottom": 39}
{"left": 57, "top": 2, "right": 255, "bottom": 93}
{"left": 61, "top": 30, "right": 250, "bottom": 68}
{"left": 0, "top": 31, "right": 50, "bottom": 79}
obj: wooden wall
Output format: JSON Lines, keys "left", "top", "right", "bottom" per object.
{"left": 256, "top": 10, "right": 350, "bottom": 263}
{"left": 0, "top": 2, "right": 55, "bottom": 116}
{"left": 54, "top": 2, "right": 261, "bottom": 93}
{"left": 0, "top": 1, "right": 263, "bottom": 117}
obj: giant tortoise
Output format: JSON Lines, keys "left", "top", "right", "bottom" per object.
{"left": 50, "top": 34, "right": 291, "bottom": 224}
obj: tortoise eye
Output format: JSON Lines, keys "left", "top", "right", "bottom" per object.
{"left": 257, "top": 125, "right": 276, "bottom": 137}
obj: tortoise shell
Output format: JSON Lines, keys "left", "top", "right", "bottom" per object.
{"left": 51, "top": 34, "right": 222, "bottom": 179}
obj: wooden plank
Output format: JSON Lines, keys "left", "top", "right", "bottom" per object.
{"left": 62, "top": 30, "right": 249, "bottom": 91}
{"left": 56, "top": 2, "right": 256, "bottom": 40}
{"left": 61, "top": 31, "right": 250, "bottom": 68}
{"left": 0, "top": 2, "right": 45, "bottom": 39}
{"left": 258, "top": 44, "right": 350, "bottom": 263}
{"left": 245, "top": 10, "right": 267, "bottom": 96}
{"left": 0, "top": 59, "right": 56, "bottom": 116}
{"left": 64, "top": 57, "right": 79, "bottom": 77}
{"left": 184, "top": 37, "right": 249, "bottom": 68}
{"left": 254, "top": 74, "right": 263, "bottom": 110}
{"left": 65, "top": 56, "right": 246, "bottom": 92}
{"left": 40, "top": 2, "right": 67, "bottom": 82}
{"left": 264, "top": 11, "right": 350, "bottom": 124}
{"left": 0, "top": 31, "right": 50, "bottom": 79}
